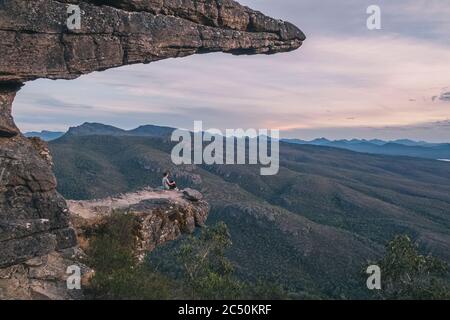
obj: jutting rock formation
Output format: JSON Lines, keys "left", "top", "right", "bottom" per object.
{"left": 69, "top": 188, "right": 209, "bottom": 262}
{"left": 0, "top": 0, "right": 304, "bottom": 299}
{"left": 0, "top": 0, "right": 305, "bottom": 83}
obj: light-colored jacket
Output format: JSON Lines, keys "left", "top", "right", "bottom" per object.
{"left": 162, "top": 176, "right": 171, "bottom": 190}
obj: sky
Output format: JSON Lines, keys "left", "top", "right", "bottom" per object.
{"left": 13, "top": 0, "right": 450, "bottom": 142}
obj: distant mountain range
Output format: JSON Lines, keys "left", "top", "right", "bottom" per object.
{"left": 24, "top": 130, "right": 65, "bottom": 141}
{"left": 25, "top": 123, "right": 174, "bottom": 141}
{"left": 47, "top": 122, "right": 450, "bottom": 299}
{"left": 282, "top": 138, "right": 450, "bottom": 160}
{"left": 26, "top": 124, "right": 450, "bottom": 160}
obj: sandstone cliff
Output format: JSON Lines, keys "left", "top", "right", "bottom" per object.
{"left": 0, "top": 0, "right": 304, "bottom": 299}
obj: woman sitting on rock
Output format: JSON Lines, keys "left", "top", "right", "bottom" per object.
{"left": 162, "top": 171, "right": 177, "bottom": 190}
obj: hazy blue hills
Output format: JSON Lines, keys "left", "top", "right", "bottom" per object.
{"left": 27, "top": 124, "right": 450, "bottom": 160}
{"left": 24, "top": 130, "right": 65, "bottom": 141}
{"left": 282, "top": 138, "right": 450, "bottom": 160}
{"left": 27, "top": 123, "right": 450, "bottom": 161}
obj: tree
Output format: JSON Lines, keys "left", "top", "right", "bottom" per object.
{"left": 86, "top": 212, "right": 176, "bottom": 299}
{"left": 374, "top": 235, "right": 449, "bottom": 300}
{"left": 177, "top": 222, "right": 244, "bottom": 299}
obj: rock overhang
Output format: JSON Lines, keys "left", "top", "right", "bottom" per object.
{"left": 0, "top": 0, "right": 305, "bottom": 299}
{"left": 0, "top": 0, "right": 305, "bottom": 84}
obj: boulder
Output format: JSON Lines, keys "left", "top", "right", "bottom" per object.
{"left": 183, "top": 188, "right": 204, "bottom": 201}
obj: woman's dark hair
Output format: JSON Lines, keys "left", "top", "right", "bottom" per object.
{"left": 163, "top": 171, "right": 169, "bottom": 177}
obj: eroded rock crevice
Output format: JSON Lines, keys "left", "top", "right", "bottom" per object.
{"left": 0, "top": 84, "right": 22, "bottom": 138}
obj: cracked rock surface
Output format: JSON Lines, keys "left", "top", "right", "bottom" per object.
{"left": 0, "top": 0, "right": 305, "bottom": 83}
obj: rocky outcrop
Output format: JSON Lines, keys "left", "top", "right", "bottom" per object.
{"left": 68, "top": 188, "right": 209, "bottom": 261}
{"left": 0, "top": 0, "right": 303, "bottom": 299}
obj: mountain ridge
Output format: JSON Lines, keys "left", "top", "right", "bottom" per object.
{"left": 24, "top": 130, "right": 65, "bottom": 141}
{"left": 282, "top": 137, "right": 450, "bottom": 160}
{"left": 46, "top": 122, "right": 450, "bottom": 161}
{"left": 34, "top": 122, "right": 450, "bottom": 147}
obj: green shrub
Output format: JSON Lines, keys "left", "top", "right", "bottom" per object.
{"left": 86, "top": 212, "right": 176, "bottom": 300}
{"left": 372, "top": 235, "right": 450, "bottom": 300}
{"left": 85, "top": 215, "right": 289, "bottom": 300}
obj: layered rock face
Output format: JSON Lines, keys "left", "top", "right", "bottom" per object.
{"left": 0, "top": 129, "right": 79, "bottom": 299}
{"left": 0, "top": 0, "right": 303, "bottom": 299}
{"left": 0, "top": 0, "right": 305, "bottom": 83}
